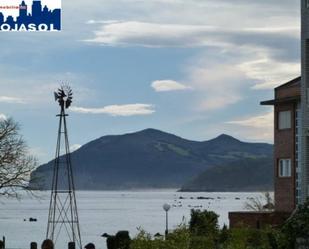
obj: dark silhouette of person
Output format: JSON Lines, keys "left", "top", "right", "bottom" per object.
{"left": 41, "top": 239, "right": 54, "bottom": 249}
{"left": 84, "top": 243, "right": 95, "bottom": 249}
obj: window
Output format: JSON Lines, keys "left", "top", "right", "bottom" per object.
{"left": 279, "top": 159, "right": 291, "bottom": 177}
{"left": 278, "top": 111, "right": 291, "bottom": 130}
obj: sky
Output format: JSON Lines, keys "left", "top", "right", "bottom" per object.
{"left": 0, "top": 0, "right": 301, "bottom": 164}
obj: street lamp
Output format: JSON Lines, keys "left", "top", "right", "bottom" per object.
{"left": 163, "top": 203, "right": 171, "bottom": 237}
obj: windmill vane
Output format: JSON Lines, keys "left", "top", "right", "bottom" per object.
{"left": 54, "top": 85, "right": 73, "bottom": 109}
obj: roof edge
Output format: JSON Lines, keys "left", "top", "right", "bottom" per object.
{"left": 275, "top": 76, "right": 301, "bottom": 90}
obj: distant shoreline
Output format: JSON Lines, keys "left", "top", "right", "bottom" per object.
{"left": 29, "top": 188, "right": 274, "bottom": 193}
{"left": 178, "top": 188, "right": 274, "bottom": 192}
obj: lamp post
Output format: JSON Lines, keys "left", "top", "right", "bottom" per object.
{"left": 163, "top": 203, "right": 171, "bottom": 238}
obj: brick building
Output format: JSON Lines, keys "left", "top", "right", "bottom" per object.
{"left": 229, "top": 78, "right": 300, "bottom": 228}
{"left": 261, "top": 77, "right": 301, "bottom": 212}
{"left": 229, "top": 0, "right": 309, "bottom": 228}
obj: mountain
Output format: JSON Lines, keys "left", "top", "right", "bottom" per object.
{"left": 29, "top": 128, "right": 273, "bottom": 190}
{"left": 180, "top": 157, "right": 273, "bottom": 192}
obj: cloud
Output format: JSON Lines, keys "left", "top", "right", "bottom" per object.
{"left": 84, "top": 20, "right": 299, "bottom": 48}
{"left": 176, "top": 37, "right": 299, "bottom": 111}
{"left": 0, "top": 96, "right": 25, "bottom": 104}
{"left": 199, "top": 95, "right": 242, "bottom": 111}
{"left": 225, "top": 110, "right": 274, "bottom": 141}
{"left": 28, "top": 147, "right": 47, "bottom": 159}
{"left": 226, "top": 111, "right": 273, "bottom": 128}
{"left": 0, "top": 69, "right": 95, "bottom": 108}
{"left": 70, "top": 104, "right": 155, "bottom": 116}
{"left": 70, "top": 144, "right": 82, "bottom": 152}
{"left": 84, "top": 19, "right": 300, "bottom": 105}
{"left": 0, "top": 114, "right": 7, "bottom": 120}
{"left": 238, "top": 56, "right": 300, "bottom": 90}
{"left": 187, "top": 63, "right": 246, "bottom": 111}
{"left": 86, "top": 20, "right": 119, "bottom": 25}
{"left": 85, "top": 21, "right": 221, "bottom": 47}
{"left": 151, "top": 80, "right": 192, "bottom": 92}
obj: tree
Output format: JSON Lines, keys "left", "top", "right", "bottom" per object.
{"left": 189, "top": 209, "right": 219, "bottom": 237}
{"left": 129, "top": 211, "right": 281, "bottom": 249}
{"left": 189, "top": 209, "right": 220, "bottom": 248}
{"left": 0, "top": 118, "right": 37, "bottom": 198}
{"left": 280, "top": 199, "right": 309, "bottom": 249}
{"left": 244, "top": 192, "right": 274, "bottom": 211}
{"left": 130, "top": 226, "right": 191, "bottom": 249}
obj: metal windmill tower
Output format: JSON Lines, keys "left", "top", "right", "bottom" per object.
{"left": 46, "top": 85, "right": 82, "bottom": 248}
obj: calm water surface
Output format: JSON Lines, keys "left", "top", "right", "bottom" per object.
{"left": 0, "top": 190, "right": 266, "bottom": 249}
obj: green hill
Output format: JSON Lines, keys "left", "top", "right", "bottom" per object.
{"left": 30, "top": 129, "right": 273, "bottom": 190}
{"left": 180, "top": 157, "right": 273, "bottom": 192}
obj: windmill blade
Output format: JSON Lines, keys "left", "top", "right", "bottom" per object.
{"left": 57, "top": 90, "right": 63, "bottom": 97}
{"left": 54, "top": 92, "right": 59, "bottom": 101}
{"left": 65, "top": 99, "right": 72, "bottom": 109}
{"left": 67, "top": 89, "right": 73, "bottom": 97}
{"left": 65, "top": 86, "right": 73, "bottom": 108}
{"left": 58, "top": 88, "right": 66, "bottom": 97}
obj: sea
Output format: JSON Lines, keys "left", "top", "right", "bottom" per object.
{"left": 0, "top": 190, "right": 267, "bottom": 249}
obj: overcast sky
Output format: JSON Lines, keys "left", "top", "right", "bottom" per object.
{"left": 0, "top": 0, "right": 301, "bottom": 163}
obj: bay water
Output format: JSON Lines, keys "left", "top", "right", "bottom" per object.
{"left": 0, "top": 190, "right": 265, "bottom": 249}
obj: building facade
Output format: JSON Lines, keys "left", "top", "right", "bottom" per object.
{"left": 261, "top": 0, "right": 309, "bottom": 212}
{"left": 228, "top": 0, "right": 309, "bottom": 226}
{"left": 229, "top": 78, "right": 301, "bottom": 228}
{"left": 261, "top": 77, "right": 301, "bottom": 212}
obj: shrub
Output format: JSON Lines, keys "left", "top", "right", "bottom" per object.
{"left": 280, "top": 199, "right": 309, "bottom": 249}
{"left": 189, "top": 209, "right": 219, "bottom": 238}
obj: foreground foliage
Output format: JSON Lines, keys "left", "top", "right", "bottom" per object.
{"left": 128, "top": 201, "right": 309, "bottom": 249}
{"left": 280, "top": 200, "right": 309, "bottom": 249}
